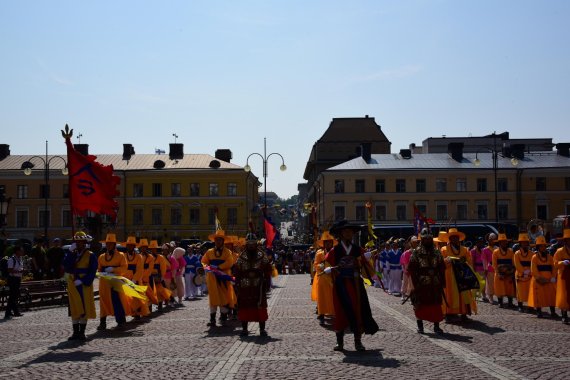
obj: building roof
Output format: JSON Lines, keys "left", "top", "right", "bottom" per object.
{"left": 327, "top": 151, "right": 570, "bottom": 172}
{"left": 0, "top": 153, "right": 243, "bottom": 172}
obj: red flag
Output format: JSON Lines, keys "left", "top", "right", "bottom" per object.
{"left": 264, "top": 217, "right": 277, "bottom": 249}
{"left": 65, "top": 137, "right": 120, "bottom": 219}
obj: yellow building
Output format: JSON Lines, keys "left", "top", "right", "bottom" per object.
{"left": 0, "top": 144, "right": 259, "bottom": 243}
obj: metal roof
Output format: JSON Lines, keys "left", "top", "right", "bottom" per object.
{"left": 327, "top": 152, "right": 570, "bottom": 171}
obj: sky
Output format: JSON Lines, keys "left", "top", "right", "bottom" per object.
{"left": 1, "top": 0, "right": 569, "bottom": 199}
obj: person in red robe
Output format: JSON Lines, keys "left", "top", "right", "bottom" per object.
{"left": 325, "top": 220, "right": 379, "bottom": 352}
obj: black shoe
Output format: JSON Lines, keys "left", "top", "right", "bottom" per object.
{"left": 416, "top": 320, "right": 424, "bottom": 334}
{"left": 240, "top": 330, "right": 249, "bottom": 337}
{"left": 434, "top": 324, "right": 444, "bottom": 335}
{"left": 260, "top": 330, "right": 268, "bottom": 337}
{"left": 550, "top": 313, "right": 560, "bottom": 319}
{"left": 518, "top": 306, "right": 524, "bottom": 313}
{"left": 78, "top": 324, "right": 87, "bottom": 341}
{"left": 68, "top": 324, "right": 81, "bottom": 341}
{"left": 333, "top": 344, "right": 344, "bottom": 352}
{"left": 96, "top": 322, "right": 106, "bottom": 331}
{"left": 460, "top": 315, "right": 470, "bottom": 322}
{"left": 13, "top": 313, "right": 24, "bottom": 317}
{"left": 562, "top": 316, "right": 569, "bottom": 324}
{"left": 355, "top": 341, "right": 366, "bottom": 352}
{"left": 537, "top": 312, "right": 544, "bottom": 319}
{"left": 3, "top": 315, "right": 12, "bottom": 320}
{"left": 417, "top": 327, "right": 424, "bottom": 334}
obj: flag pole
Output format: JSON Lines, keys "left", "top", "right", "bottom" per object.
{"left": 62, "top": 124, "right": 76, "bottom": 238}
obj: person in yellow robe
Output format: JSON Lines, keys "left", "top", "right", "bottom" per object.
{"left": 124, "top": 237, "right": 149, "bottom": 320}
{"left": 528, "top": 236, "right": 558, "bottom": 319}
{"left": 151, "top": 244, "right": 171, "bottom": 312}
{"left": 492, "top": 234, "right": 516, "bottom": 308}
{"left": 441, "top": 228, "right": 476, "bottom": 321}
{"left": 314, "top": 231, "right": 336, "bottom": 325}
{"left": 97, "top": 234, "right": 129, "bottom": 330}
{"left": 514, "top": 232, "right": 533, "bottom": 312}
{"left": 63, "top": 231, "right": 98, "bottom": 341}
{"left": 554, "top": 228, "right": 570, "bottom": 324}
{"left": 201, "top": 230, "right": 236, "bottom": 327}
{"left": 140, "top": 240, "right": 158, "bottom": 312}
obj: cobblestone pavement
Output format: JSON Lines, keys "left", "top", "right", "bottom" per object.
{"left": 0, "top": 274, "right": 569, "bottom": 379}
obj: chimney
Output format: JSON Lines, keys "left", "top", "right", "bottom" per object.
{"left": 0, "top": 144, "right": 10, "bottom": 160}
{"left": 399, "top": 149, "right": 412, "bottom": 159}
{"left": 360, "top": 142, "right": 372, "bottom": 163}
{"left": 448, "top": 142, "right": 464, "bottom": 161}
{"left": 215, "top": 149, "right": 232, "bottom": 162}
{"left": 511, "top": 144, "right": 525, "bottom": 160}
{"left": 74, "top": 144, "right": 89, "bottom": 156}
{"left": 169, "top": 143, "right": 184, "bottom": 160}
{"left": 123, "top": 144, "right": 135, "bottom": 160}
{"left": 556, "top": 143, "right": 570, "bottom": 157}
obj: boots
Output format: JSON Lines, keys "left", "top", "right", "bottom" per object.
{"left": 259, "top": 321, "right": 268, "bottom": 337}
{"left": 562, "top": 311, "right": 569, "bottom": 324}
{"left": 416, "top": 319, "right": 424, "bottom": 334}
{"left": 536, "top": 308, "right": 543, "bottom": 318}
{"left": 317, "top": 314, "right": 325, "bottom": 326}
{"left": 157, "top": 302, "right": 163, "bottom": 312}
{"left": 78, "top": 324, "right": 87, "bottom": 341}
{"left": 97, "top": 317, "right": 106, "bottom": 331}
{"left": 240, "top": 321, "right": 249, "bottom": 337}
{"left": 220, "top": 312, "right": 228, "bottom": 326}
{"left": 68, "top": 324, "right": 80, "bottom": 341}
{"left": 498, "top": 297, "right": 504, "bottom": 308}
{"left": 434, "top": 322, "right": 444, "bottom": 335}
{"left": 517, "top": 302, "right": 524, "bottom": 313}
{"left": 333, "top": 332, "right": 344, "bottom": 351}
{"left": 354, "top": 334, "right": 366, "bottom": 352}
{"left": 550, "top": 307, "right": 560, "bottom": 319}
{"left": 507, "top": 297, "right": 514, "bottom": 309}
{"left": 207, "top": 313, "right": 216, "bottom": 327}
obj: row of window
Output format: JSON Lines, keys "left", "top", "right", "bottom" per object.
{"left": 334, "top": 176, "right": 564, "bottom": 194}
{"left": 134, "top": 183, "right": 238, "bottom": 198}
{"left": 14, "top": 209, "right": 72, "bottom": 228}
{"left": 132, "top": 207, "right": 239, "bottom": 226}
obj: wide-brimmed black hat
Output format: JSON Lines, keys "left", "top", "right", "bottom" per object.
{"left": 330, "top": 220, "right": 362, "bottom": 236}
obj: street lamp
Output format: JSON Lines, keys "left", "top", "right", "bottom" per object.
{"left": 243, "top": 137, "right": 286, "bottom": 208}
{"left": 21, "top": 140, "right": 68, "bottom": 241}
{"left": 473, "top": 132, "right": 519, "bottom": 223}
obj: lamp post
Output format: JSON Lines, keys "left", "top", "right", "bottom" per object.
{"left": 21, "top": 140, "right": 68, "bottom": 241}
{"left": 473, "top": 132, "right": 519, "bottom": 223}
{"left": 243, "top": 138, "right": 286, "bottom": 209}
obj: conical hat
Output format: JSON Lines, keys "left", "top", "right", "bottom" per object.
{"left": 138, "top": 238, "right": 149, "bottom": 247}
{"left": 533, "top": 235, "right": 547, "bottom": 246}
{"left": 446, "top": 228, "right": 465, "bottom": 242}
{"left": 124, "top": 236, "right": 137, "bottom": 246}
{"left": 148, "top": 240, "right": 159, "bottom": 249}
{"left": 208, "top": 229, "right": 226, "bottom": 242}
{"left": 516, "top": 233, "right": 530, "bottom": 243}
{"left": 317, "top": 231, "right": 338, "bottom": 248}
{"left": 496, "top": 233, "right": 511, "bottom": 242}
{"left": 104, "top": 233, "right": 117, "bottom": 244}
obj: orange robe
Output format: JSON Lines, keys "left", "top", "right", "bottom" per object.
{"left": 314, "top": 249, "right": 334, "bottom": 316}
{"left": 514, "top": 249, "right": 533, "bottom": 303}
{"left": 125, "top": 251, "right": 149, "bottom": 316}
{"left": 97, "top": 251, "right": 130, "bottom": 318}
{"left": 441, "top": 245, "right": 476, "bottom": 315}
{"left": 528, "top": 253, "right": 556, "bottom": 308}
{"left": 554, "top": 246, "right": 570, "bottom": 310}
{"left": 202, "top": 247, "right": 236, "bottom": 308}
{"left": 492, "top": 248, "right": 516, "bottom": 297}
{"left": 152, "top": 254, "right": 172, "bottom": 302}
{"left": 141, "top": 252, "right": 158, "bottom": 304}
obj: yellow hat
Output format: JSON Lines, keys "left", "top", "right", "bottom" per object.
{"left": 517, "top": 233, "right": 530, "bottom": 243}
{"left": 149, "top": 240, "right": 159, "bottom": 249}
{"left": 138, "top": 238, "right": 149, "bottom": 247}
{"left": 317, "top": 231, "right": 338, "bottom": 248}
{"left": 208, "top": 230, "right": 226, "bottom": 242}
{"left": 533, "top": 235, "right": 547, "bottom": 246}
{"left": 124, "top": 236, "right": 137, "bottom": 246}
{"left": 496, "top": 233, "right": 511, "bottom": 242}
{"left": 446, "top": 228, "right": 466, "bottom": 242}
{"left": 73, "top": 231, "right": 92, "bottom": 241}
{"left": 433, "top": 231, "right": 448, "bottom": 243}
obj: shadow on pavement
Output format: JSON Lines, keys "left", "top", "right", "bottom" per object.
{"left": 446, "top": 319, "right": 506, "bottom": 335}
{"left": 430, "top": 331, "right": 474, "bottom": 343}
{"left": 239, "top": 335, "right": 281, "bottom": 345}
{"left": 22, "top": 350, "right": 103, "bottom": 367}
{"left": 341, "top": 349, "right": 400, "bottom": 368}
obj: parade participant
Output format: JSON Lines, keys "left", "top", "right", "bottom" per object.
{"left": 470, "top": 237, "right": 486, "bottom": 301}
{"left": 554, "top": 228, "right": 570, "bottom": 323}
{"left": 30, "top": 237, "right": 47, "bottom": 280}
{"left": 514, "top": 232, "right": 533, "bottom": 312}
{"left": 434, "top": 231, "right": 448, "bottom": 251}
{"left": 482, "top": 233, "right": 497, "bottom": 303}
{"left": 528, "top": 236, "right": 558, "bottom": 318}
{"left": 152, "top": 244, "right": 172, "bottom": 311}
{"left": 47, "top": 238, "right": 65, "bottom": 279}
{"left": 141, "top": 240, "right": 158, "bottom": 312}
{"left": 124, "top": 237, "right": 149, "bottom": 320}
{"left": 183, "top": 246, "right": 202, "bottom": 300}
{"left": 63, "top": 232, "right": 98, "bottom": 340}
{"left": 97, "top": 233, "right": 129, "bottom": 330}
{"left": 492, "top": 234, "right": 516, "bottom": 308}
{"left": 441, "top": 228, "right": 476, "bottom": 321}
{"left": 387, "top": 239, "right": 403, "bottom": 296}
{"left": 400, "top": 236, "right": 418, "bottom": 300}
{"left": 3, "top": 245, "right": 25, "bottom": 320}
{"left": 162, "top": 243, "right": 177, "bottom": 308}
{"left": 408, "top": 228, "right": 446, "bottom": 335}
{"left": 313, "top": 231, "right": 336, "bottom": 325}
{"left": 172, "top": 247, "right": 186, "bottom": 306}
{"left": 380, "top": 240, "right": 391, "bottom": 291}
{"left": 201, "top": 230, "right": 236, "bottom": 327}
{"left": 325, "top": 220, "right": 379, "bottom": 352}
{"left": 234, "top": 233, "right": 273, "bottom": 337}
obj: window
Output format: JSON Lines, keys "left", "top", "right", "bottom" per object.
{"left": 39, "top": 209, "right": 50, "bottom": 228}
{"left": 456, "top": 178, "right": 467, "bottom": 192}
{"left": 63, "top": 184, "right": 69, "bottom": 198}
{"left": 133, "top": 209, "right": 144, "bottom": 226}
{"left": 436, "top": 204, "right": 448, "bottom": 220}
{"left": 355, "top": 180, "right": 365, "bottom": 193}
{"left": 208, "top": 208, "right": 217, "bottom": 225}
{"left": 227, "top": 183, "right": 237, "bottom": 196}
{"left": 477, "top": 203, "right": 488, "bottom": 220}
{"left": 133, "top": 183, "right": 143, "bottom": 197}
{"left": 497, "top": 178, "right": 508, "bottom": 192}
{"left": 152, "top": 183, "right": 162, "bottom": 197}
{"left": 477, "top": 178, "right": 487, "bottom": 192}
{"left": 498, "top": 203, "right": 509, "bottom": 220}
{"left": 227, "top": 208, "right": 238, "bottom": 225}
{"left": 375, "top": 179, "right": 385, "bottom": 193}
{"left": 334, "top": 180, "right": 345, "bottom": 193}
{"left": 456, "top": 203, "right": 468, "bottom": 220}
{"left": 151, "top": 209, "right": 162, "bottom": 225}
{"left": 536, "top": 177, "right": 546, "bottom": 191}
{"left": 171, "top": 183, "right": 181, "bottom": 197}
{"left": 396, "top": 179, "right": 406, "bottom": 193}
{"left": 170, "top": 208, "right": 182, "bottom": 225}
{"left": 435, "top": 178, "right": 447, "bottom": 192}
{"left": 416, "top": 179, "right": 426, "bottom": 193}
{"left": 190, "top": 183, "right": 200, "bottom": 197}
{"left": 62, "top": 209, "right": 72, "bottom": 227}
{"left": 17, "top": 185, "right": 28, "bottom": 199}
{"left": 566, "top": 177, "right": 570, "bottom": 191}
{"left": 536, "top": 204, "right": 547, "bottom": 220}
{"left": 334, "top": 206, "right": 345, "bottom": 221}
{"left": 189, "top": 209, "right": 200, "bottom": 225}
{"left": 355, "top": 205, "right": 366, "bottom": 221}
{"left": 375, "top": 205, "right": 386, "bottom": 221}
{"left": 16, "top": 208, "right": 28, "bottom": 228}
{"left": 39, "top": 184, "right": 50, "bottom": 199}
{"left": 209, "top": 183, "right": 219, "bottom": 196}
{"left": 396, "top": 205, "right": 407, "bottom": 221}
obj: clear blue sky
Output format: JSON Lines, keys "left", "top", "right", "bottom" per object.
{"left": 1, "top": 1, "right": 568, "bottom": 198}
